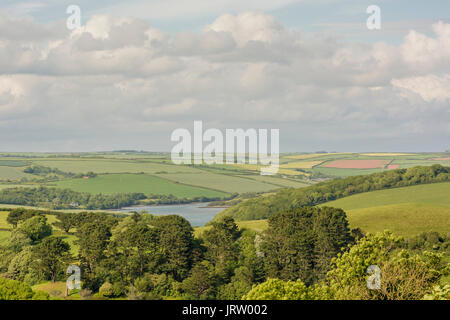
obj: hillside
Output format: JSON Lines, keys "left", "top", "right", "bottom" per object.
{"left": 211, "top": 165, "right": 450, "bottom": 222}
{"left": 217, "top": 182, "right": 450, "bottom": 237}
{"left": 321, "top": 182, "right": 450, "bottom": 236}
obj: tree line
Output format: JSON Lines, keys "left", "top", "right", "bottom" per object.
{"left": 0, "top": 186, "right": 234, "bottom": 210}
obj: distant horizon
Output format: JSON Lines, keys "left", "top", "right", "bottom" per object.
{"left": 0, "top": 150, "right": 449, "bottom": 154}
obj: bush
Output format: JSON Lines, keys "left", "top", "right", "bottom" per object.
{"left": 243, "top": 278, "right": 312, "bottom": 300}
{"left": 32, "top": 290, "right": 50, "bottom": 300}
{"left": 423, "top": 284, "right": 450, "bottom": 300}
{"left": 0, "top": 278, "right": 34, "bottom": 300}
{"left": 99, "top": 282, "right": 114, "bottom": 297}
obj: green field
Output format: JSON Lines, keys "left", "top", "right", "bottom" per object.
{"left": 0, "top": 184, "right": 35, "bottom": 190}
{"left": 0, "top": 210, "right": 11, "bottom": 230}
{"left": 235, "top": 175, "right": 310, "bottom": 189}
{"left": 320, "top": 182, "right": 450, "bottom": 237}
{"left": 0, "top": 166, "right": 32, "bottom": 180}
{"left": 51, "top": 174, "right": 228, "bottom": 198}
{"left": 321, "top": 182, "right": 450, "bottom": 210}
{"left": 32, "top": 159, "right": 198, "bottom": 174}
{"left": 0, "top": 210, "right": 12, "bottom": 246}
{"left": 0, "top": 160, "right": 29, "bottom": 167}
{"left": 156, "top": 172, "right": 292, "bottom": 193}
{"left": 344, "top": 203, "right": 450, "bottom": 237}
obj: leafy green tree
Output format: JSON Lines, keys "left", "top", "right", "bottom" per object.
{"left": 236, "top": 230, "right": 265, "bottom": 285}
{"left": 218, "top": 266, "right": 254, "bottom": 299}
{"left": 263, "top": 207, "right": 353, "bottom": 285}
{"left": 203, "top": 216, "right": 241, "bottom": 282}
{"left": 107, "top": 217, "right": 160, "bottom": 283}
{"left": 7, "top": 247, "right": 36, "bottom": 283}
{"left": 33, "top": 237, "right": 71, "bottom": 283}
{"left": 7, "top": 229, "right": 32, "bottom": 252}
{"left": 6, "top": 209, "right": 23, "bottom": 228}
{"left": 77, "top": 220, "right": 112, "bottom": 288}
{"left": 264, "top": 207, "right": 315, "bottom": 284}
{"left": 150, "top": 215, "right": 194, "bottom": 281}
{"left": 326, "top": 231, "right": 449, "bottom": 300}
{"left": 6, "top": 208, "right": 39, "bottom": 228}
{"left": 18, "top": 216, "right": 52, "bottom": 243}
{"left": 52, "top": 213, "right": 76, "bottom": 233}
{"left": 181, "top": 261, "right": 216, "bottom": 300}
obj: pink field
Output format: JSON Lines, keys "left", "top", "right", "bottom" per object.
{"left": 387, "top": 164, "right": 399, "bottom": 169}
{"left": 323, "top": 160, "right": 391, "bottom": 169}
{"left": 431, "top": 157, "right": 450, "bottom": 161}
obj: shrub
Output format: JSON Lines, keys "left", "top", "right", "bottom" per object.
{"left": 99, "top": 282, "right": 114, "bottom": 297}
{"left": 0, "top": 278, "right": 34, "bottom": 300}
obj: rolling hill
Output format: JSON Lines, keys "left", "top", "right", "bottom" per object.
{"left": 218, "top": 182, "right": 450, "bottom": 237}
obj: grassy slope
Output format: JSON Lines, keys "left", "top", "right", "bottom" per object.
{"left": 320, "top": 182, "right": 450, "bottom": 210}
{"left": 156, "top": 172, "right": 288, "bottom": 193}
{"left": 0, "top": 166, "right": 32, "bottom": 179}
{"left": 51, "top": 173, "right": 228, "bottom": 198}
{"left": 343, "top": 204, "right": 450, "bottom": 237}
{"left": 223, "top": 183, "right": 450, "bottom": 237}
{"left": 236, "top": 175, "right": 310, "bottom": 189}
{"left": 318, "top": 182, "right": 450, "bottom": 237}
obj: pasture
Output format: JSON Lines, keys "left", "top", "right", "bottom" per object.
{"left": 344, "top": 203, "right": 450, "bottom": 237}
{"left": 156, "top": 172, "right": 288, "bottom": 193}
{"left": 321, "top": 182, "right": 450, "bottom": 210}
{"left": 51, "top": 174, "right": 228, "bottom": 198}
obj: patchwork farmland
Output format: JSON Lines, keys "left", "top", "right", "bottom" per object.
{"left": 0, "top": 151, "right": 448, "bottom": 209}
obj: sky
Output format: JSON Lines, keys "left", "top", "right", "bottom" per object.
{"left": 0, "top": 0, "right": 449, "bottom": 152}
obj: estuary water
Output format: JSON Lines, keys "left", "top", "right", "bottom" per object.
{"left": 119, "top": 202, "right": 226, "bottom": 227}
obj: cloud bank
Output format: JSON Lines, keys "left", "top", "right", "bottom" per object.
{"left": 0, "top": 12, "right": 449, "bottom": 152}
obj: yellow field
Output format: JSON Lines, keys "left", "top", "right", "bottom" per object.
{"left": 228, "top": 163, "right": 308, "bottom": 176}
{"left": 280, "top": 161, "right": 323, "bottom": 169}
{"left": 361, "top": 153, "right": 412, "bottom": 156}
{"left": 277, "top": 169, "right": 308, "bottom": 176}
{"left": 233, "top": 163, "right": 264, "bottom": 171}
{"left": 285, "top": 153, "right": 350, "bottom": 160}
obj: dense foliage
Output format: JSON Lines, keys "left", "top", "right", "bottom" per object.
{"left": 0, "top": 278, "right": 49, "bottom": 300}
{"left": 213, "top": 165, "right": 450, "bottom": 222}
{"left": 245, "top": 232, "right": 449, "bottom": 300}
{"left": 0, "top": 206, "right": 448, "bottom": 300}
{"left": 0, "top": 186, "right": 147, "bottom": 209}
{"left": 263, "top": 207, "right": 355, "bottom": 285}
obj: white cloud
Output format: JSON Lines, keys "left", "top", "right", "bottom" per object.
{"left": 392, "top": 74, "right": 450, "bottom": 102}
{"left": 0, "top": 13, "right": 449, "bottom": 151}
